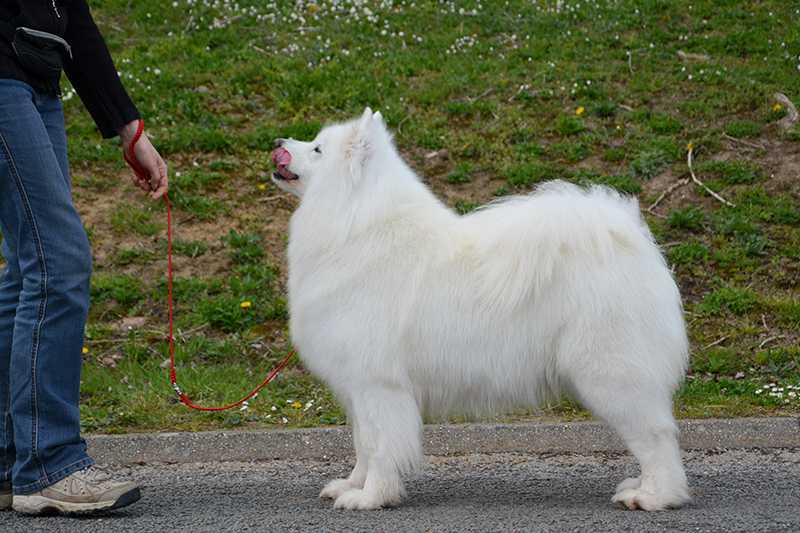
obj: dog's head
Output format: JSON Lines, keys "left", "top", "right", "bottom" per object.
{"left": 271, "top": 108, "right": 393, "bottom": 199}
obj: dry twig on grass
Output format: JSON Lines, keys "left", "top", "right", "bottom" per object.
{"left": 647, "top": 177, "right": 690, "bottom": 214}
{"left": 687, "top": 145, "right": 735, "bottom": 208}
{"left": 703, "top": 336, "right": 729, "bottom": 350}
{"left": 396, "top": 114, "right": 410, "bottom": 135}
{"left": 721, "top": 133, "right": 765, "bottom": 150}
{"left": 677, "top": 50, "right": 710, "bottom": 62}
{"left": 759, "top": 335, "right": 785, "bottom": 349}
{"left": 508, "top": 85, "right": 530, "bottom": 103}
{"left": 774, "top": 92, "right": 799, "bottom": 131}
{"left": 258, "top": 195, "right": 288, "bottom": 203}
{"left": 465, "top": 88, "right": 493, "bottom": 103}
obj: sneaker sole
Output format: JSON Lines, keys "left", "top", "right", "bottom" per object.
{"left": 0, "top": 492, "right": 11, "bottom": 511}
{"left": 12, "top": 487, "right": 141, "bottom": 515}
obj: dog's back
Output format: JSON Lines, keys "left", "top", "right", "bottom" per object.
{"left": 390, "top": 181, "right": 687, "bottom": 418}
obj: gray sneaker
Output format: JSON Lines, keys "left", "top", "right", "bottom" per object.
{"left": 12, "top": 466, "right": 140, "bottom": 515}
{"left": 0, "top": 480, "right": 11, "bottom": 511}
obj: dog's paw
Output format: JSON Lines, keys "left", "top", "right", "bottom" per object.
{"left": 320, "top": 479, "right": 357, "bottom": 500}
{"left": 615, "top": 476, "right": 641, "bottom": 493}
{"left": 611, "top": 486, "right": 689, "bottom": 511}
{"left": 333, "top": 489, "right": 387, "bottom": 511}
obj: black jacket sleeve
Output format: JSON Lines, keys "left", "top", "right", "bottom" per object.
{"left": 62, "top": 0, "right": 140, "bottom": 138}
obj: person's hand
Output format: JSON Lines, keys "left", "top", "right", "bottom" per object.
{"left": 119, "top": 120, "right": 169, "bottom": 200}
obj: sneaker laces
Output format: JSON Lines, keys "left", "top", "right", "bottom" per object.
{"left": 80, "top": 465, "right": 113, "bottom": 484}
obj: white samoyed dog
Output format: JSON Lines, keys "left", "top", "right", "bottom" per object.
{"left": 271, "top": 108, "right": 690, "bottom": 512}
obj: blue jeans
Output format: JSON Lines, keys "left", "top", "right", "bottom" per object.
{"left": 0, "top": 79, "right": 94, "bottom": 494}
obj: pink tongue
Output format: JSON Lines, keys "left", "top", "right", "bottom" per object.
{"left": 272, "top": 147, "right": 292, "bottom": 167}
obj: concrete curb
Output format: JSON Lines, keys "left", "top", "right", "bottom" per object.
{"left": 87, "top": 417, "right": 799, "bottom": 465}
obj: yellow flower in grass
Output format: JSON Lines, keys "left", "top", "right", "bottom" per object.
{"left": 687, "top": 142, "right": 694, "bottom": 151}
{"left": 82, "top": 346, "right": 89, "bottom": 354}
{"left": 575, "top": 106, "right": 585, "bottom": 116}
{"left": 291, "top": 401, "right": 302, "bottom": 409}
{"left": 773, "top": 103, "right": 783, "bottom": 113}
{"left": 240, "top": 300, "right": 252, "bottom": 309}
{"left": 258, "top": 183, "right": 267, "bottom": 191}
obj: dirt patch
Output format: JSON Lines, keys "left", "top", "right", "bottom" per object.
{"left": 643, "top": 138, "right": 800, "bottom": 216}
{"left": 757, "top": 138, "right": 800, "bottom": 197}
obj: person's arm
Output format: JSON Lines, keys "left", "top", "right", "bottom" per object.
{"left": 62, "top": 0, "right": 139, "bottom": 139}
{"left": 62, "top": 1, "right": 167, "bottom": 199}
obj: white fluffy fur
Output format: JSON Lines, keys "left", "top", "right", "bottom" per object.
{"left": 273, "top": 108, "right": 691, "bottom": 511}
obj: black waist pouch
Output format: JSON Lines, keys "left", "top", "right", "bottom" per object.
{"left": 11, "top": 27, "right": 72, "bottom": 81}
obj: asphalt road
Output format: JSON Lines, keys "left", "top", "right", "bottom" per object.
{"left": 1, "top": 449, "right": 798, "bottom": 533}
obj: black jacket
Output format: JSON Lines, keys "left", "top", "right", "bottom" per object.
{"left": 0, "top": 0, "right": 139, "bottom": 138}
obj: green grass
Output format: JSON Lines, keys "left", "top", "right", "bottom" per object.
{"left": 224, "top": 231, "right": 265, "bottom": 265}
{"left": 697, "top": 160, "right": 761, "bottom": 185}
{"left": 667, "top": 241, "right": 710, "bottom": 266}
{"left": 91, "top": 275, "right": 143, "bottom": 306}
{"left": 454, "top": 200, "right": 480, "bottom": 215}
{"left": 630, "top": 149, "right": 672, "bottom": 180}
{"left": 446, "top": 163, "right": 473, "bottom": 184}
{"left": 697, "top": 286, "right": 759, "bottom": 317}
{"left": 171, "top": 239, "right": 209, "bottom": 258}
{"left": 725, "top": 120, "right": 762, "bottom": 139}
{"left": 42, "top": 0, "right": 800, "bottom": 433}
{"left": 110, "top": 205, "right": 161, "bottom": 237}
{"left": 668, "top": 206, "right": 706, "bottom": 231}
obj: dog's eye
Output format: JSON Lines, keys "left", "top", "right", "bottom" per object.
{"left": 313, "top": 146, "right": 322, "bottom": 154}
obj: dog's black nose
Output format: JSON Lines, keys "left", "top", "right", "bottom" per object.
{"left": 274, "top": 138, "right": 285, "bottom": 148}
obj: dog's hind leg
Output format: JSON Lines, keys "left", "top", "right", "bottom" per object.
{"left": 570, "top": 365, "right": 690, "bottom": 511}
{"left": 333, "top": 386, "right": 423, "bottom": 510}
{"left": 320, "top": 413, "right": 369, "bottom": 499}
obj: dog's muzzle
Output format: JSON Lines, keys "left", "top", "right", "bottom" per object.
{"left": 271, "top": 147, "right": 299, "bottom": 181}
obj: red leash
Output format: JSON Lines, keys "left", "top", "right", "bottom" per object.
{"left": 124, "top": 119, "right": 295, "bottom": 412}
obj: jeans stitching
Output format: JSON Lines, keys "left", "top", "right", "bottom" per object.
{"left": 1, "top": 374, "right": 8, "bottom": 478}
{"left": 1, "top": 287, "right": 8, "bottom": 477}
{"left": 0, "top": 132, "right": 50, "bottom": 485}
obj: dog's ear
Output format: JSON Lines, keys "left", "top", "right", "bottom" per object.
{"left": 348, "top": 108, "right": 388, "bottom": 183}
{"left": 358, "top": 107, "right": 374, "bottom": 130}
{"left": 354, "top": 107, "right": 385, "bottom": 139}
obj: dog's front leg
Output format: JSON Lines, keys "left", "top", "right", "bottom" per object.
{"left": 333, "top": 386, "right": 423, "bottom": 510}
{"left": 320, "top": 415, "right": 368, "bottom": 499}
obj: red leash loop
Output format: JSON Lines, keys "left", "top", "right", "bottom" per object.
{"left": 123, "top": 119, "right": 147, "bottom": 181}
{"left": 124, "top": 119, "right": 296, "bottom": 412}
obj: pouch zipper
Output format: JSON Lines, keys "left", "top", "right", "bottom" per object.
{"left": 52, "top": 1, "right": 61, "bottom": 19}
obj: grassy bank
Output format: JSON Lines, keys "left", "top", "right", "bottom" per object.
{"left": 52, "top": 0, "right": 800, "bottom": 433}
